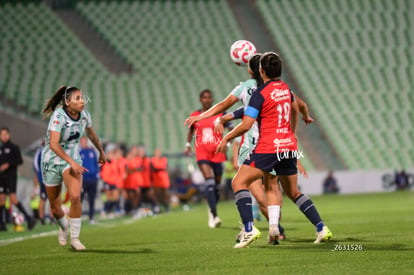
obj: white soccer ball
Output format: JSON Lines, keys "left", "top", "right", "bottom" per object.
{"left": 12, "top": 213, "right": 24, "bottom": 225}
{"left": 230, "top": 40, "right": 257, "bottom": 66}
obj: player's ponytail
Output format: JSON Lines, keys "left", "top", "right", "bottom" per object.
{"left": 42, "top": 86, "right": 78, "bottom": 118}
{"left": 260, "top": 52, "right": 282, "bottom": 79}
{"left": 249, "top": 53, "right": 263, "bottom": 86}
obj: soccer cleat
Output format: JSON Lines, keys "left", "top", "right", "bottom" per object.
{"left": 267, "top": 224, "right": 280, "bottom": 245}
{"left": 208, "top": 209, "right": 215, "bottom": 228}
{"left": 14, "top": 225, "right": 25, "bottom": 232}
{"left": 71, "top": 238, "right": 86, "bottom": 250}
{"left": 28, "top": 217, "right": 36, "bottom": 231}
{"left": 213, "top": 216, "right": 222, "bottom": 228}
{"left": 234, "top": 226, "right": 261, "bottom": 248}
{"left": 235, "top": 223, "right": 244, "bottom": 243}
{"left": 58, "top": 222, "right": 69, "bottom": 246}
{"left": 314, "top": 226, "right": 333, "bottom": 244}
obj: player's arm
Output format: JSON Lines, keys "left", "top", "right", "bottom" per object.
{"left": 290, "top": 101, "right": 299, "bottom": 135}
{"left": 85, "top": 127, "right": 106, "bottom": 166}
{"left": 49, "top": 131, "right": 88, "bottom": 174}
{"left": 232, "top": 138, "right": 240, "bottom": 170}
{"left": 293, "top": 92, "right": 314, "bottom": 125}
{"left": 216, "top": 116, "right": 255, "bottom": 154}
{"left": 185, "top": 126, "right": 195, "bottom": 156}
{"left": 214, "top": 106, "right": 244, "bottom": 134}
{"left": 184, "top": 94, "right": 239, "bottom": 127}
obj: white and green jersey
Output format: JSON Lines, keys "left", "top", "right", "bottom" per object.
{"left": 42, "top": 107, "right": 92, "bottom": 166}
{"left": 230, "top": 79, "right": 260, "bottom": 165}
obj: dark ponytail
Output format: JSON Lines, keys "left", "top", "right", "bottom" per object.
{"left": 260, "top": 52, "right": 282, "bottom": 79}
{"left": 249, "top": 53, "right": 263, "bottom": 86}
{"left": 42, "top": 86, "right": 78, "bottom": 118}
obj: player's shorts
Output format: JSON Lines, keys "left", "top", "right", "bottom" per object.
{"left": 41, "top": 163, "right": 71, "bottom": 186}
{"left": 0, "top": 177, "right": 15, "bottom": 194}
{"left": 243, "top": 152, "right": 297, "bottom": 176}
{"left": 195, "top": 146, "right": 226, "bottom": 163}
{"left": 103, "top": 182, "right": 117, "bottom": 191}
{"left": 197, "top": 160, "right": 224, "bottom": 178}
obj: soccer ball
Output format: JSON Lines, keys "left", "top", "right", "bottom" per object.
{"left": 230, "top": 40, "right": 257, "bottom": 66}
{"left": 12, "top": 213, "right": 24, "bottom": 225}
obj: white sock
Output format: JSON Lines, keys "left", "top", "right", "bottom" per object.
{"left": 268, "top": 205, "right": 280, "bottom": 226}
{"left": 57, "top": 216, "right": 68, "bottom": 231}
{"left": 70, "top": 218, "right": 82, "bottom": 239}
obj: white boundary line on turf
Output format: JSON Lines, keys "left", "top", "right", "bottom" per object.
{"left": 0, "top": 216, "right": 156, "bottom": 246}
{"left": 0, "top": 230, "right": 58, "bottom": 247}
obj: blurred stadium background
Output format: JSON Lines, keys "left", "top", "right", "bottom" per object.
{"left": 0, "top": 0, "right": 413, "bottom": 197}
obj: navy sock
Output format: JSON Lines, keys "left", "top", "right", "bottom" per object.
{"left": 205, "top": 178, "right": 217, "bottom": 217}
{"left": 0, "top": 206, "right": 5, "bottom": 225}
{"left": 235, "top": 189, "right": 254, "bottom": 232}
{"left": 295, "top": 194, "right": 324, "bottom": 231}
{"left": 16, "top": 202, "right": 31, "bottom": 221}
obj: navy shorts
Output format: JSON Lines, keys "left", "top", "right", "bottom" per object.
{"left": 243, "top": 152, "right": 297, "bottom": 176}
{"left": 103, "top": 182, "right": 117, "bottom": 191}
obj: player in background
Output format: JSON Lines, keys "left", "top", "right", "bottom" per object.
{"left": 151, "top": 148, "right": 170, "bottom": 213}
{"left": 136, "top": 146, "right": 158, "bottom": 214}
{"left": 217, "top": 52, "right": 332, "bottom": 248}
{"left": 185, "top": 89, "right": 231, "bottom": 228}
{"left": 124, "top": 146, "right": 142, "bottom": 215}
{"left": 100, "top": 146, "right": 125, "bottom": 218}
{"left": 41, "top": 86, "right": 105, "bottom": 250}
{"left": 32, "top": 143, "right": 54, "bottom": 225}
{"left": 79, "top": 136, "right": 99, "bottom": 224}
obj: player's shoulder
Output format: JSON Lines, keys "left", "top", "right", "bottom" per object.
{"left": 190, "top": 110, "right": 201, "bottom": 116}
{"left": 241, "top": 78, "right": 257, "bottom": 89}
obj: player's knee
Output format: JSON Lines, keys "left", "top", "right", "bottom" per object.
{"left": 69, "top": 193, "right": 81, "bottom": 205}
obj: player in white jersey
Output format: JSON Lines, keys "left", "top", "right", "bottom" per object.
{"left": 41, "top": 86, "right": 106, "bottom": 250}
{"left": 185, "top": 54, "right": 313, "bottom": 244}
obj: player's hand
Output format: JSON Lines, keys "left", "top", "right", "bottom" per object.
{"left": 302, "top": 115, "right": 314, "bottom": 125}
{"left": 297, "top": 160, "right": 308, "bottom": 178}
{"left": 185, "top": 145, "right": 192, "bottom": 156}
{"left": 70, "top": 161, "right": 89, "bottom": 175}
{"left": 98, "top": 153, "right": 106, "bottom": 166}
{"left": 184, "top": 116, "right": 201, "bottom": 128}
{"left": 214, "top": 119, "right": 225, "bottom": 134}
{"left": 0, "top": 163, "right": 9, "bottom": 172}
{"left": 215, "top": 139, "right": 228, "bottom": 154}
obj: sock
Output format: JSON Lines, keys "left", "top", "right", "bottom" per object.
{"left": 295, "top": 194, "right": 324, "bottom": 232}
{"left": 235, "top": 189, "right": 254, "bottom": 232}
{"left": 70, "top": 218, "right": 82, "bottom": 239}
{"left": 205, "top": 178, "right": 217, "bottom": 217}
{"left": 16, "top": 202, "right": 31, "bottom": 221}
{"left": 268, "top": 205, "right": 280, "bottom": 226}
{"left": 0, "top": 206, "right": 5, "bottom": 225}
{"left": 56, "top": 216, "right": 68, "bottom": 231}
{"left": 214, "top": 184, "right": 220, "bottom": 203}
{"left": 278, "top": 224, "right": 285, "bottom": 235}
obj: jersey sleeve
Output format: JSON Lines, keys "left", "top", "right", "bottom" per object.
{"left": 245, "top": 91, "right": 265, "bottom": 119}
{"left": 231, "top": 106, "right": 245, "bottom": 120}
{"left": 230, "top": 83, "right": 243, "bottom": 99}
{"left": 85, "top": 110, "right": 92, "bottom": 128}
{"left": 48, "top": 110, "right": 65, "bottom": 132}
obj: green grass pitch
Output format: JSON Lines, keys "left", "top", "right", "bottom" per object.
{"left": 0, "top": 191, "right": 413, "bottom": 274}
